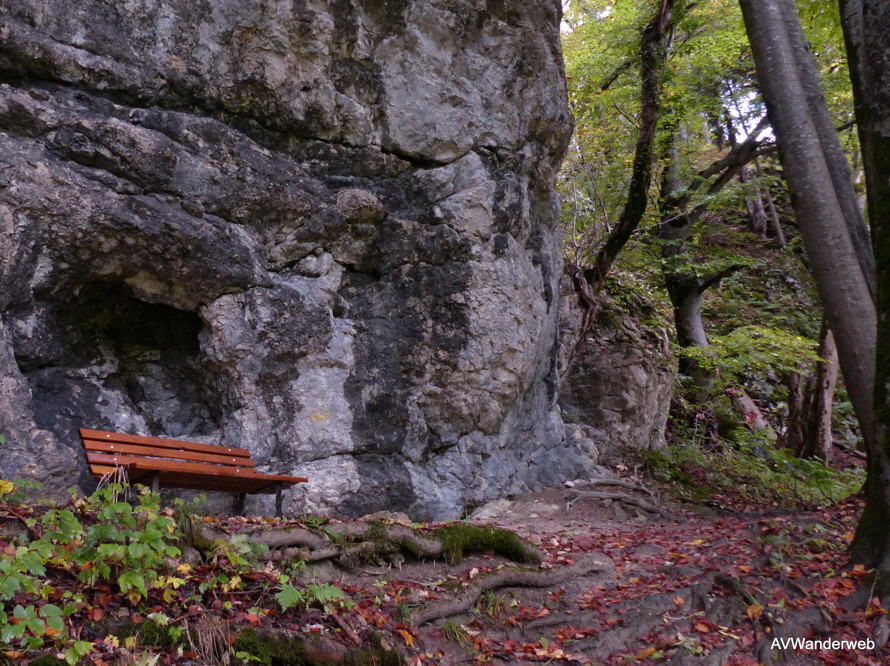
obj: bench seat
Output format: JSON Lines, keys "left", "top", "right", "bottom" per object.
{"left": 80, "top": 428, "right": 307, "bottom": 515}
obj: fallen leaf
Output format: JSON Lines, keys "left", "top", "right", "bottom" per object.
{"left": 747, "top": 604, "right": 763, "bottom": 621}
{"left": 397, "top": 629, "right": 414, "bottom": 647}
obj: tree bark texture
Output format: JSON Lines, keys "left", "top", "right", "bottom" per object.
{"left": 839, "top": 0, "right": 890, "bottom": 571}
{"left": 740, "top": 0, "right": 876, "bottom": 460}
{"left": 787, "top": 320, "right": 838, "bottom": 462}
{"left": 777, "top": 0, "right": 876, "bottom": 299}
{"left": 588, "top": 0, "right": 675, "bottom": 293}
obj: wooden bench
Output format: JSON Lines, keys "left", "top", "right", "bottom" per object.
{"left": 80, "top": 428, "right": 307, "bottom": 517}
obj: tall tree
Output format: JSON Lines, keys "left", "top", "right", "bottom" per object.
{"left": 586, "top": 0, "right": 677, "bottom": 295}
{"left": 738, "top": 0, "right": 877, "bottom": 465}
{"left": 839, "top": 0, "right": 890, "bottom": 573}
{"left": 657, "top": 120, "right": 769, "bottom": 396}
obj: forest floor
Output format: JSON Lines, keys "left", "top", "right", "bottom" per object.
{"left": 3, "top": 450, "right": 885, "bottom": 666}
{"left": 329, "top": 471, "right": 884, "bottom": 666}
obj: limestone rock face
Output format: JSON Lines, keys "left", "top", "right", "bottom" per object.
{"left": 558, "top": 275, "right": 675, "bottom": 458}
{"left": 0, "top": 0, "right": 592, "bottom": 518}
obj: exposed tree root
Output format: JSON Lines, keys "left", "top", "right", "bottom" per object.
{"left": 248, "top": 527, "right": 330, "bottom": 550}
{"left": 193, "top": 519, "right": 542, "bottom": 569}
{"left": 411, "top": 554, "right": 612, "bottom": 626}
{"left": 567, "top": 490, "right": 680, "bottom": 521}
{"left": 234, "top": 627, "right": 402, "bottom": 665}
{"left": 261, "top": 546, "right": 340, "bottom": 562}
{"left": 578, "top": 478, "right": 658, "bottom": 499}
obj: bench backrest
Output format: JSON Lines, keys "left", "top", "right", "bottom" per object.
{"left": 80, "top": 428, "right": 255, "bottom": 476}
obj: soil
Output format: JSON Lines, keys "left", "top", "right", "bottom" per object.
{"left": 314, "top": 479, "right": 885, "bottom": 666}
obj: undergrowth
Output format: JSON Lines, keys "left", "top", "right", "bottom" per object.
{"left": 634, "top": 439, "right": 864, "bottom": 510}
{"left": 0, "top": 481, "right": 354, "bottom": 665}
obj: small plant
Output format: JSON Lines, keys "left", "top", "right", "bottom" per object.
{"left": 441, "top": 620, "right": 470, "bottom": 647}
{"left": 0, "top": 481, "right": 183, "bottom": 661}
{"left": 300, "top": 515, "right": 328, "bottom": 530}
{"left": 275, "top": 580, "right": 352, "bottom": 614}
{"left": 479, "top": 590, "right": 505, "bottom": 617}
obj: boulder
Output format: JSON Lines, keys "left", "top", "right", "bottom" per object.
{"left": 0, "top": 0, "right": 596, "bottom": 519}
{"left": 558, "top": 275, "right": 675, "bottom": 458}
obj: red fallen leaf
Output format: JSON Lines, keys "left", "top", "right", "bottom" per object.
{"left": 130, "top": 612, "right": 143, "bottom": 624}
{"left": 694, "top": 622, "right": 710, "bottom": 633}
{"left": 867, "top": 597, "right": 888, "bottom": 616}
{"left": 672, "top": 596, "right": 685, "bottom": 606}
{"left": 89, "top": 607, "right": 105, "bottom": 621}
{"left": 246, "top": 613, "right": 263, "bottom": 626}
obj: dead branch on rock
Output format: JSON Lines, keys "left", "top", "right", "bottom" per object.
{"left": 567, "top": 490, "right": 679, "bottom": 521}
{"left": 411, "top": 555, "right": 612, "bottom": 626}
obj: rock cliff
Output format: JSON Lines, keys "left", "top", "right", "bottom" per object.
{"left": 0, "top": 0, "right": 595, "bottom": 518}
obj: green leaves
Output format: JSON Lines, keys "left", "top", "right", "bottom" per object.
{"left": 0, "top": 481, "right": 187, "bottom": 660}
{"left": 118, "top": 571, "right": 147, "bottom": 596}
{"left": 64, "top": 640, "right": 93, "bottom": 665}
{"left": 683, "top": 325, "right": 820, "bottom": 381}
{"left": 41, "top": 509, "right": 82, "bottom": 542}
{"left": 275, "top": 582, "right": 307, "bottom": 612}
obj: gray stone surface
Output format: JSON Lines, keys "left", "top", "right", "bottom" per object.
{"left": 0, "top": 0, "right": 598, "bottom": 518}
{"left": 558, "top": 274, "right": 675, "bottom": 457}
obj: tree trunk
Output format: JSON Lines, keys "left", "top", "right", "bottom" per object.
{"left": 786, "top": 372, "right": 806, "bottom": 452}
{"left": 838, "top": 0, "right": 890, "bottom": 572}
{"left": 667, "top": 277, "right": 714, "bottom": 398}
{"left": 739, "top": 165, "right": 768, "bottom": 237}
{"left": 588, "top": 0, "right": 676, "bottom": 293}
{"left": 798, "top": 320, "right": 838, "bottom": 462}
{"left": 739, "top": 0, "right": 876, "bottom": 461}
{"left": 778, "top": 0, "right": 876, "bottom": 300}
{"left": 659, "top": 130, "right": 714, "bottom": 398}
{"left": 754, "top": 159, "right": 787, "bottom": 247}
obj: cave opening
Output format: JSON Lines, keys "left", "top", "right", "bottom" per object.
{"left": 26, "top": 281, "right": 222, "bottom": 441}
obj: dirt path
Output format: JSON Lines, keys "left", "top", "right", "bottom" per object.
{"left": 328, "top": 484, "right": 884, "bottom": 666}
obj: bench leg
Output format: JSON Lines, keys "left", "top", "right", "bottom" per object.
{"left": 275, "top": 485, "right": 283, "bottom": 519}
{"left": 233, "top": 492, "right": 246, "bottom": 516}
{"left": 141, "top": 472, "right": 160, "bottom": 493}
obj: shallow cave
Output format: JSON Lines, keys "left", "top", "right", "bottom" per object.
{"left": 24, "top": 281, "right": 222, "bottom": 444}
